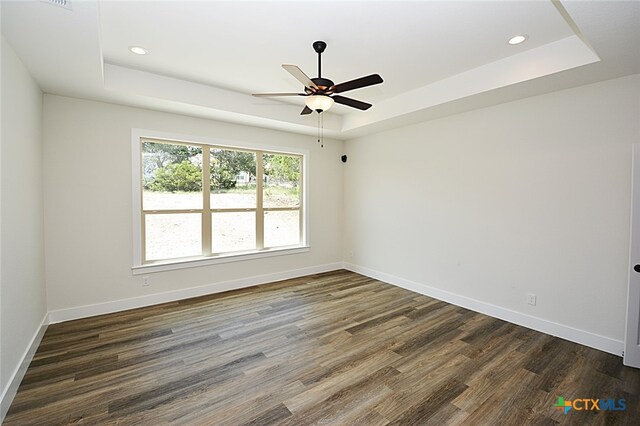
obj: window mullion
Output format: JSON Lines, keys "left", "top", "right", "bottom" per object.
{"left": 140, "top": 142, "right": 147, "bottom": 263}
{"left": 141, "top": 212, "right": 147, "bottom": 262}
{"left": 202, "top": 147, "right": 212, "bottom": 256}
{"left": 256, "top": 151, "right": 264, "bottom": 249}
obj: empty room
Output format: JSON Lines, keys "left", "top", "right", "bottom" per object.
{"left": 1, "top": 0, "right": 640, "bottom": 424}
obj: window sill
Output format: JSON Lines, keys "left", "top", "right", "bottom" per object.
{"left": 132, "top": 246, "right": 310, "bottom": 275}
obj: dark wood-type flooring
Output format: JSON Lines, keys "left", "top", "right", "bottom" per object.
{"left": 5, "top": 270, "right": 640, "bottom": 425}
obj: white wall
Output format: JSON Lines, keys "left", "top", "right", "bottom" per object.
{"left": 0, "top": 36, "right": 46, "bottom": 411}
{"left": 43, "top": 95, "right": 344, "bottom": 313}
{"left": 344, "top": 74, "right": 640, "bottom": 348}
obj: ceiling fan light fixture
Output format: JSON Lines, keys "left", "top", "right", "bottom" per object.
{"left": 305, "top": 95, "right": 334, "bottom": 113}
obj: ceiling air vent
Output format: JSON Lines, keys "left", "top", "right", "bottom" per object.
{"left": 40, "top": 0, "right": 72, "bottom": 10}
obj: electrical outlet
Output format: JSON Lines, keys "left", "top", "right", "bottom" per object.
{"left": 527, "top": 293, "right": 536, "bottom": 306}
{"left": 142, "top": 276, "right": 150, "bottom": 287}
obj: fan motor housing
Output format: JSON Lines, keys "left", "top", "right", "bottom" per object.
{"left": 307, "top": 77, "right": 335, "bottom": 93}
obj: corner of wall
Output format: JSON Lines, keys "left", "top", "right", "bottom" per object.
{"left": 0, "top": 33, "right": 48, "bottom": 422}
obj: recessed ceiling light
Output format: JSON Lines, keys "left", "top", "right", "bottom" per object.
{"left": 129, "top": 46, "right": 148, "bottom": 55}
{"left": 508, "top": 35, "right": 528, "bottom": 45}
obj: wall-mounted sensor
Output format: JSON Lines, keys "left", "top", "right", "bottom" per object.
{"left": 341, "top": 155, "right": 347, "bottom": 163}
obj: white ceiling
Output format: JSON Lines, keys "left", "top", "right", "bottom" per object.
{"left": 2, "top": 0, "right": 639, "bottom": 139}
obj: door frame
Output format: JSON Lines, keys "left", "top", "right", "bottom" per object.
{"left": 624, "top": 143, "right": 640, "bottom": 367}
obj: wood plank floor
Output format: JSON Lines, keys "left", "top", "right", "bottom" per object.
{"left": 5, "top": 270, "right": 640, "bottom": 425}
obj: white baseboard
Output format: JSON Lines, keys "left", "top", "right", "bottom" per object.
{"left": 344, "top": 262, "right": 624, "bottom": 356}
{"left": 48, "top": 262, "right": 344, "bottom": 324}
{"left": 0, "top": 312, "right": 49, "bottom": 423}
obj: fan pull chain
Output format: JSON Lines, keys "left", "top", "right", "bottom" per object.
{"left": 317, "top": 112, "right": 324, "bottom": 148}
{"left": 321, "top": 112, "right": 324, "bottom": 148}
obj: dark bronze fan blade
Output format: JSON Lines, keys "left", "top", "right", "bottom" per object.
{"left": 300, "top": 106, "right": 313, "bottom": 115}
{"left": 331, "top": 74, "right": 383, "bottom": 94}
{"left": 252, "top": 93, "right": 306, "bottom": 97}
{"left": 332, "top": 95, "right": 372, "bottom": 110}
{"left": 282, "top": 64, "right": 318, "bottom": 90}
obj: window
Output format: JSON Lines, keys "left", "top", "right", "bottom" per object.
{"left": 133, "top": 132, "right": 306, "bottom": 271}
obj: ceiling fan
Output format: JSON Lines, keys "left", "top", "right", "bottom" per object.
{"left": 252, "top": 41, "right": 383, "bottom": 115}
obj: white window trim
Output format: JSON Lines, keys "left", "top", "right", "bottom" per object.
{"left": 131, "top": 128, "right": 310, "bottom": 274}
